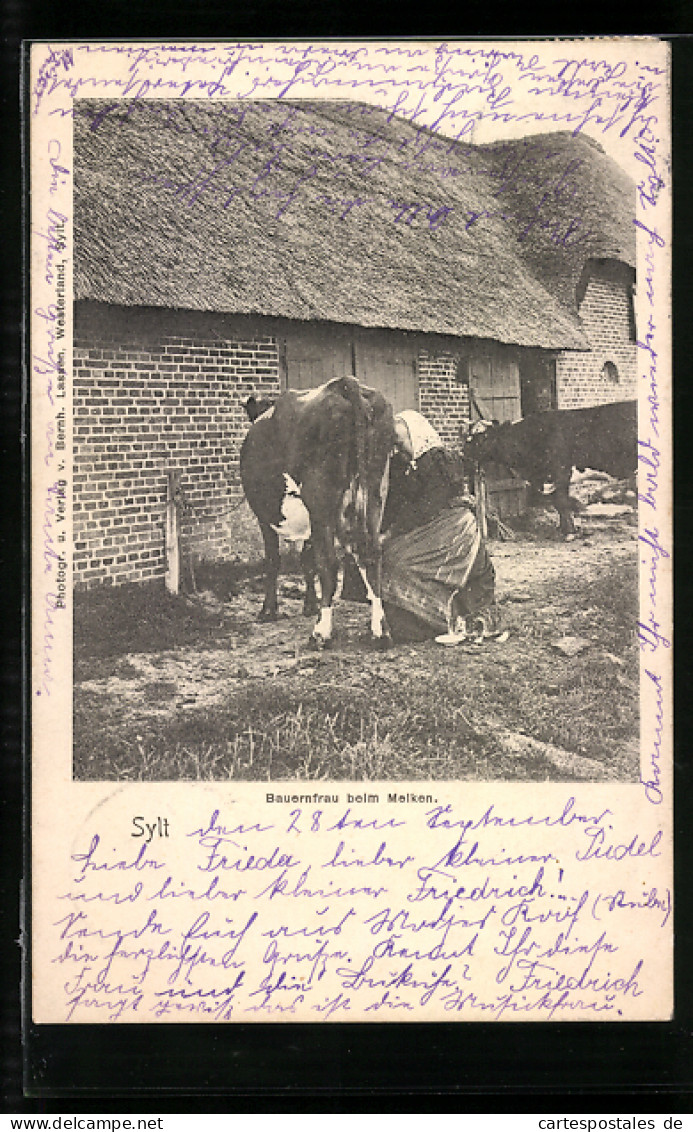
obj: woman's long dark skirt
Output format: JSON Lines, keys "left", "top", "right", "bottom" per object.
{"left": 381, "top": 503, "right": 496, "bottom": 643}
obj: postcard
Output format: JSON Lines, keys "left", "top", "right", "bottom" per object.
{"left": 30, "top": 38, "right": 672, "bottom": 1023}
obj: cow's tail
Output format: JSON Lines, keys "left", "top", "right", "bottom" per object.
{"left": 335, "top": 375, "right": 374, "bottom": 561}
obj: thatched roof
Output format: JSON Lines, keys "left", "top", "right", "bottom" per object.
{"left": 476, "top": 131, "right": 636, "bottom": 312}
{"left": 73, "top": 99, "right": 635, "bottom": 351}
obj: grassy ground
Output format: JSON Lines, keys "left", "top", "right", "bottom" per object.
{"left": 73, "top": 511, "right": 639, "bottom": 783}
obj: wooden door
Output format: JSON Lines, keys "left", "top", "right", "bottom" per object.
{"left": 285, "top": 322, "right": 354, "bottom": 390}
{"left": 285, "top": 322, "right": 419, "bottom": 414}
{"left": 469, "top": 349, "right": 525, "bottom": 519}
{"left": 353, "top": 328, "right": 418, "bottom": 413}
{"left": 469, "top": 351, "right": 521, "bottom": 423}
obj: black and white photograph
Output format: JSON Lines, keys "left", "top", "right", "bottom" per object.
{"left": 71, "top": 92, "right": 640, "bottom": 784}
{"left": 31, "top": 39, "right": 672, "bottom": 1025}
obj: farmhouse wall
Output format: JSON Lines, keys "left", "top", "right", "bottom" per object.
{"left": 73, "top": 288, "right": 635, "bottom": 591}
{"left": 556, "top": 273, "right": 637, "bottom": 408}
{"left": 417, "top": 350, "right": 469, "bottom": 449}
{"left": 73, "top": 303, "right": 281, "bottom": 589}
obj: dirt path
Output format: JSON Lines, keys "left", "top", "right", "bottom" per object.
{"left": 75, "top": 515, "right": 638, "bottom": 774}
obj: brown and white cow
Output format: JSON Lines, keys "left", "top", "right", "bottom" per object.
{"left": 240, "top": 376, "right": 404, "bottom": 647}
{"left": 464, "top": 400, "right": 637, "bottom": 538}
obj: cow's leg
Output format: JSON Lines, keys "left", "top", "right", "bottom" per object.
{"left": 353, "top": 462, "right": 392, "bottom": 647}
{"left": 300, "top": 540, "right": 320, "bottom": 617}
{"left": 258, "top": 523, "right": 280, "bottom": 621}
{"left": 554, "top": 474, "right": 576, "bottom": 539}
{"left": 357, "top": 560, "right": 392, "bottom": 649}
{"left": 310, "top": 532, "right": 339, "bottom": 648}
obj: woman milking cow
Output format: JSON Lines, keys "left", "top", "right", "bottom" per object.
{"left": 243, "top": 387, "right": 504, "bottom": 647}
{"left": 380, "top": 410, "right": 504, "bottom": 646}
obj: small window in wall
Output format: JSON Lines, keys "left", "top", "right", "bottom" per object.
{"left": 602, "top": 360, "right": 620, "bottom": 384}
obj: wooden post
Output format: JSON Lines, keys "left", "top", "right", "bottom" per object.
{"left": 165, "top": 470, "right": 182, "bottom": 595}
{"left": 474, "top": 463, "right": 488, "bottom": 540}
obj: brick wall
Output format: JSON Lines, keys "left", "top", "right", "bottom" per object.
{"left": 76, "top": 294, "right": 635, "bottom": 591}
{"left": 418, "top": 350, "right": 469, "bottom": 449}
{"left": 72, "top": 309, "right": 479, "bottom": 590}
{"left": 556, "top": 274, "right": 637, "bottom": 408}
{"left": 73, "top": 304, "right": 281, "bottom": 589}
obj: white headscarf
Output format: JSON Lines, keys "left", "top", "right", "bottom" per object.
{"left": 396, "top": 410, "right": 444, "bottom": 464}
